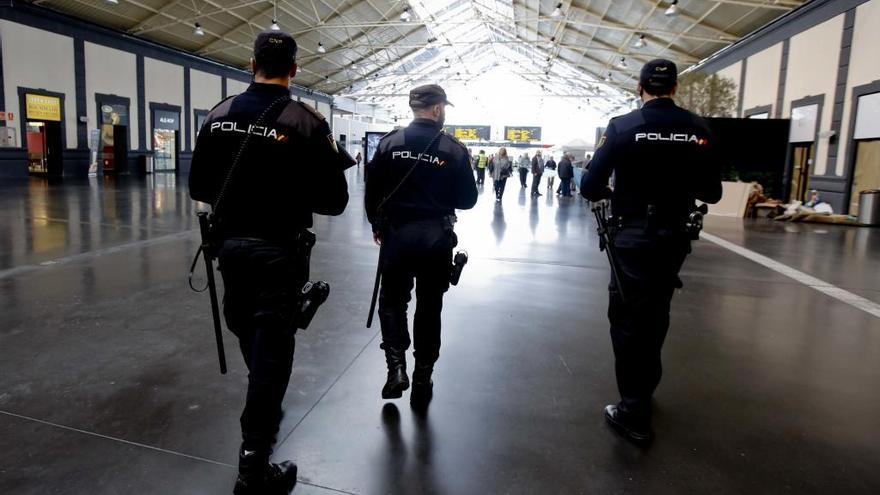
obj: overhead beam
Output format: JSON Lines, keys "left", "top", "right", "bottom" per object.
{"left": 636, "top": 0, "right": 739, "bottom": 40}
{"left": 272, "top": 18, "right": 734, "bottom": 44}
{"left": 132, "top": 0, "right": 268, "bottom": 35}
{"left": 129, "top": 0, "right": 183, "bottom": 33}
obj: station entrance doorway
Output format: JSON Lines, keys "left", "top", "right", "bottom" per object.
{"left": 787, "top": 102, "right": 820, "bottom": 203}
{"left": 848, "top": 139, "right": 880, "bottom": 215}
{"left": 848, "top": 91, "right": 880, "bottom": 214}
{"left": 788, "top": 143, "right": 814, "bottom": 203}
{"left": 24, "top": 93, "right": 63, "bottom": 177}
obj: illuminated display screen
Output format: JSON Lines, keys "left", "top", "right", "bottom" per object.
{"left": 504, "top": 126, "right": 542, "bottom": 142}
{"left": 444, "top": 125, "right": 490, "bottom": 140}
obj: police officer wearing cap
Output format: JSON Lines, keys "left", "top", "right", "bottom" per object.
{"left": 189, "top": 30, "right": 353, "bottom": 494}
{"left": 580, "top": 59, "right": 722, "bottom": 444}
{"left": 365, "top": 84, "right": 478, "bottom": 406}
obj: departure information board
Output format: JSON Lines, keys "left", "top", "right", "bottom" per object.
{"left": 444, "top": 125, "right": 490, "bottom": 140}
{"left": 504, "top": 126, "right": 542, "bottom": 142}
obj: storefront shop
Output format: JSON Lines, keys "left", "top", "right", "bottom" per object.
{"left": 20, "top": 91, "right": 65, "bottom": 177}
{"left": 151, "top": 104, "right": 180, "bottom": 173}
{"left": 96, "top": 95, "right": 130, "bottom": 174}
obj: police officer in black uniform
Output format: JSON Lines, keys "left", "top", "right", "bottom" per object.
{"left": 365, "top": 84, "right": 478, "bottom": 406}
{"left": 189, "top": 31, "right": 352, "bottom": 494}
{"left": 580, "top": 59, "right": 722, "bottom": 444}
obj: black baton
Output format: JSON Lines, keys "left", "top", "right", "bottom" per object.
{"left": 591, "top": 202, "right": 627, "bottom": 304}
{"left": 366, "top": 242, "right": 384, "bottom": 328}
{"left": 197, "top": 212, "right": 228, "bottom": 374}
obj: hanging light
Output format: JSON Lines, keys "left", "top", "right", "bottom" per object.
{"left": 634, "top": 34, "right": 646, "bottom": 48}
{"left": 665, "top": 0, "right": 679, "bottom": 17}
{"left": 551, "top": 3, "right": 563, "bottom": 18}
{"left": 194, "top": 22, "right": 205, "bottom": 36}
{"left": 270, "top": 0, "right": 281, "bottom": 30}
{"left": 618, "top": 57, "right": 628, "bottom": 68}
{"left": 604, "top": 72, "right": 611, "bottom": 82}
{"left": 317, "top": 41, "right": 326, "bottom": 53}
{"left": 400, "top": 7, "right": 412, "bottom": 21}
{"left": 105, "top": 0, "right": 119, "bottom": 4}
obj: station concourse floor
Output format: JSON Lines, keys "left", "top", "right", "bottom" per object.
{"left": 1, "top": 169, "right": 879, "bottom": 495}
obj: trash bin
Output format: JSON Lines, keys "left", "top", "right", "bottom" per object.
{"left": 858, "top": 189, "right": 880, "bottom": 226}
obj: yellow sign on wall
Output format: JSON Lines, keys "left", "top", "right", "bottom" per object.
{"left": 25, "top": 94, "right": 61, "bottom": 121}
{"left": 504, "top": 126, "right": 542, "bottom": 142}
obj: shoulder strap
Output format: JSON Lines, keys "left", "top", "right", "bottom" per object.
{"left": 212, "top": 95, "right": 291, "bottom": 217}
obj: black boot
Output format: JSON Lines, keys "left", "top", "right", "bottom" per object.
{"left": 410, "top": 362, "right": 434, "bottom": 407}
{"left": 233, "top": 448, "right": 298, "bottom": 495}
{"left": 603, "top": 404, "right": 652, "bottom": 445}
{"left": 381, "top": 347, "right": 409, "bottom": 399}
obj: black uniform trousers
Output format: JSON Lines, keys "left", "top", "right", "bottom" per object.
{"left": 218, "top": 239, "right": 306, "bottom": 457}
{"left": 476, "top": 167, "right": 486, "bottom": 185}
{"left": 531, "top": 173, "right": 543, "bottom": 195}
{"left": 494, "top": 177, "right": 508, "bottom": 200}
{"left": 518, "top": 168, "right": 528, "bottom": 187}
{"left": 378, "top": 219, "right": 454, "bottom": 365}
{"left": 608, "top": 227, "right": 690, "bottom": 425}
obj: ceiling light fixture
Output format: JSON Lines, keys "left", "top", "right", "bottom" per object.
{"left": 634, "top": 34, "right": 646, "bottom": 48}
{"left": 270, "top": 0, "right": 280, "bottom": 30}
{"left": 105, "top": 0, "right": 119, "bottom": 5}
{"left": 400, "top": 7, "right": 412, "bottom": 21}
{"left": 665, "top": 0, "right": 679, "bottom": 17}
{"left": 194, "top": 23, "right": 205, "bottom": 36}
{"left": 618, "top": 57, "right": 627, "bottom": 68}
{"left": 317, "top": 41, "right": 326, "bottom": 53}
{"left": 604, "top": 72, "right": 611, "bottom": 82}
{"left": 551, "top": 3, "right": 563, "bottom": 18}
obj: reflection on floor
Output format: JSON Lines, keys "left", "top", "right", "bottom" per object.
{"left": 1, "top": 171, "right": 879, "bottom": 494}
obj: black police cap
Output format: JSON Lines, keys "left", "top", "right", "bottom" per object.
{"left": 254, "top": 30, "right": 298, "bottom": 65}
{"left": 639, "top": 59, "right": 678, "bottom": 94}
{"left": 409, "top": 84, "right": 454, "bottom": 108}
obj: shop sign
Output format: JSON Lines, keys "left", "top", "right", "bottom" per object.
{"left": 25, "top": 94, "right": 62, "bottom": 121}
{"left": 154, "top": 110, "right": 179, "bottom": 130}
{"left": 444, "top": 125, "right": 490, "bottom": 141}
{"left": 101, "top": 103, "right": 129, "bottom": 126}
{"left": 504, "top": 126, "right": 542, "bottom": 142}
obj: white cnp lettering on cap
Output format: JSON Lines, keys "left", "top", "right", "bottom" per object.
{"left": 391, "top": 150, "right": 447, "bottom": 166}
{"left": 635, "top": 132, "right": 700, "bottom": 143}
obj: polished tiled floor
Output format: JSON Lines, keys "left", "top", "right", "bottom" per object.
{"left": 1, "top": 171, "right": 879, "bottom": 494}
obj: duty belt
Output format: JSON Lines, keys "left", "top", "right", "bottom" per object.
{"left": 612, "top": 216, "right": 687, "bottom": 235}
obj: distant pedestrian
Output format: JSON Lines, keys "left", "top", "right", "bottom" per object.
{"left": 544, "top": 155, "right": 557, "bottom": 193}
{"left": 355, "top": 151, "right": 362, "bottom": 168}
{"left": 518, "top": 153, "right": 530, "bottom": 188}
{"left": 557, "top": 152, "right": 574, "bottom": 197}
{"left": 492, "top": 147, "right": 514, "bottom": 202}
{"left": 530, "top": 150, "right": 545, "bottom": 197}
{"left": 475, "top": 149, "right": 488, "bottom": 185}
